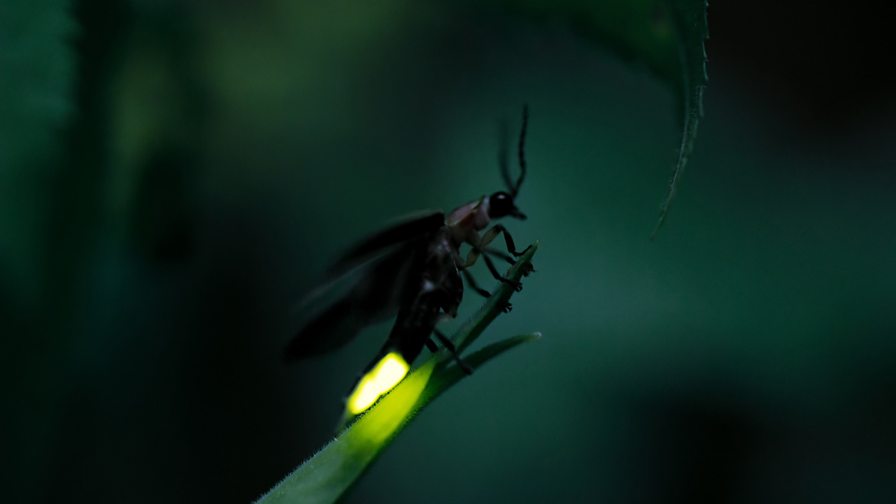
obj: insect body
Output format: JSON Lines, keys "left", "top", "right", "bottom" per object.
{"left": 286, "top": 106, "right": 532, "bottom": 417}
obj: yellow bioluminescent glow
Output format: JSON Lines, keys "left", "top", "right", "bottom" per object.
{"left": 346, "top": 352, "right": 410, "bottom": 415}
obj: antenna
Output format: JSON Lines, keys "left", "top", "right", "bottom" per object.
{"left": 514, "top": 104, "right": 529, "bottom": 196}
{"left": 498, "top": 119, "right": 513, "bottom": 192}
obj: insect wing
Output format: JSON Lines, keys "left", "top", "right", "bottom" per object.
{"left": 284, "top": 239, "right": 424, "bottom": 361}
{"left": 326, "top": 210, "right": 444, "bottom": 277}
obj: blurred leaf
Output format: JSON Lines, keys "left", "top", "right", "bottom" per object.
{"left": 0, "top": 0, "right": 75, "bottom": 295}
{"left": 493, "top": 0, "right": 709, "bottom": 231}
{"left": 0, "top": 0, "right": 74, "bottom": 171}
{"left": 257, "top": 244, "right": 539, "bottom": 504}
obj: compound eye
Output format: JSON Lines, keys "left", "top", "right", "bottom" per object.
{"left": 489, "top": 191, "right": 514, "bottom": 218}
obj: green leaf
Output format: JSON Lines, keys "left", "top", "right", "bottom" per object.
{"left": 492, "top": 0, "right": 709, "bottom": 232}
{"left": 426, "top": 332, "right": 542, "bottom": 401}
{"left": 257, "top": 243, "right": 540, "bottom": 504}
{"left": 653, "top": 0, "right": 709, "bottom": 235}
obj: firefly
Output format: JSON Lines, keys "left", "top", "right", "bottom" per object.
{"left": 286, "top": 106, "right": 533, "bottom": 417}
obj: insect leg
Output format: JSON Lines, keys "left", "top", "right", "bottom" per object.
{"left": 462, "top": 268, "right": 490, "bottom": 298}
{"left": 463, "top": 267, "right": 513, "bottom": 311}
{"left": 433, "top": 328, "right": 472, "bottom": 375}
{"left": 461, "top": 245, "right": 481, "bottom": 269}
{"left": 462, "top": 241, "right": 523, "bottom": 292}
{"left": 485, "top": 247, "right": 515, "bottom": 266}
{"left": 481, "top": 253, "right": 523, "bottom": 292}
{"left": 479, "top": 224, "right": 525, "bottom": 256}
{"left": 487, "top": 247, "right": 533, "bottom": 276}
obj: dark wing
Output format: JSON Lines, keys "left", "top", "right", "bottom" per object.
{"left": 284, "top": 213, "right": 442, "bottom": 361}
{"left": 326, "top": 210, "right": 444, "bottom": 277}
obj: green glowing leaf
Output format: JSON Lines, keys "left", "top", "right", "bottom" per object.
{"left": 256, "top": 243, "right": 539, "bottom": 504}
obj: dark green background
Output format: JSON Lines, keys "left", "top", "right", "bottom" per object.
{"left": 3, "top": 1, "right": 895, "bottom": 503}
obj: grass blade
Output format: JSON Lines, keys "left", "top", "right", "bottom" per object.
{"left": 256, "top": 243, "right": 540, "bottom": 504}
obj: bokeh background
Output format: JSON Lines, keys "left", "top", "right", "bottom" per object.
{"left": 4, "top": 1, "right": 896, "bottom": 502}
